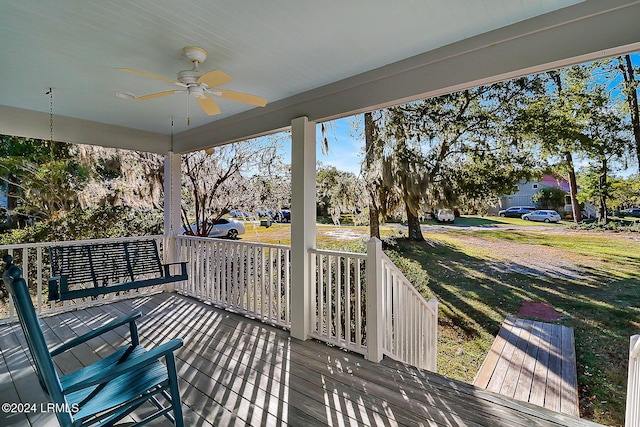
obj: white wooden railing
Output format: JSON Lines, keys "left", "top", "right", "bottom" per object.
{"left": 0, "top": 235, "right": 167, "bottom": 323}
{"left": 627, "top": 334, "right": 640, "bottom": 427}
{"left": 2, "top": 234, "right": 436, "bottom": 371}
{"left": 175, "top": 236, "right": 291, "bottom": 328}
{"left": 309, "top": 238, "right": 438, "bottom": 371}
{"left": 379, "top": 251, "right": 438, "bottom": 371}
{"left": 308, "top": 248, "right": 368, "bottom": 355}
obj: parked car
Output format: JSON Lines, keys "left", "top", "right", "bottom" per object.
{"left": 229, "top": 209, "right": 248, "bottom": 219}
{"left": 182, "top": 218, "right": 245, "bottom": 239}
{"left": 436, "top": 209, "right": 455, "bottom": 222}
{"left": 522, "top": 210, "right": 561, "bottom": 223}
{"left": 498, "top": 206, "right": 536, "bottom": 218}
{"left": 618, "top": 208, "right": 640, "bottom": 218}
{"left": 277, "top": 210, "right": 291, "bottom": 222}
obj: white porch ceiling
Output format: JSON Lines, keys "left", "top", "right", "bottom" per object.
{"left": 1, "top": 1, "right": 639, "bottom": 154}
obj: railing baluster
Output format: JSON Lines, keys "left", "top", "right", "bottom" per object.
{"left": 268, "top": 247, "right": 274, "bottom": 322}
{"left": 285, "top": 248, "right": 290, "bottom": 325}
{"left": 355, "top": 258, "right": 362, "bottom": 350}
{"left": 336, "top": 255, "right": 342, "bottom": 343}
{"left": 627, "top": 334, "right": 640, "bottom": 427}
{"left": 36, "top": 247, "right": 43, "bottom": 314}
{"left": 276, "top": 247, "right": 282, "bottom": 324}
{"left": 345, "top": 257, "right": 351, "bottom": 347}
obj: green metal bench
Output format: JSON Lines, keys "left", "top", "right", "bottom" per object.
{"left": 48, "top": 239, "right": 187, "bottom": 301}
{"left": 3, "top": 255, "right": 185, "bottom": 426}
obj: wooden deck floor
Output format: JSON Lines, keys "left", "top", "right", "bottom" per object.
{"left": 0, "top": 293, "right": 601, "bottom": 427}
{"left": 473, "top": 317, "right": 579, "bottom": 416}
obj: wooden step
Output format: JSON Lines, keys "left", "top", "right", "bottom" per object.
{"left": 473, "top": 317, "right": 579, "bottom": 416}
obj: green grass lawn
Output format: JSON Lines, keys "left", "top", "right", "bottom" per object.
{"left": 240, "top": 219, "right": 638, "bottom": 425}
{"left": 395, "top": 229, "right": 640, "bottom": 426}
{"left": 425, "top": 214, "right": 566, "bottom": 227}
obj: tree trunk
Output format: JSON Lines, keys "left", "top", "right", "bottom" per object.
{"left": 6, "top": 173, "right": 19, "bottom": 229}
{"left": 406, "top": 201, "right": 424, "bottom": 241}
{"left": 364, "top": 112, "right": 380, "bottom": 239}
{"left": 618, "top": 55, "right": 640, "bottom": 174}
{"left": 564, "top": 152, "right": 582, "bottom": 223}
{"left": 599, "top": 157, "right": 608, "bottom": 223}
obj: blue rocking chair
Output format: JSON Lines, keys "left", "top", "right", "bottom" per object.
{"left": 2, "top": 255, "right": 184, "bottom": 426}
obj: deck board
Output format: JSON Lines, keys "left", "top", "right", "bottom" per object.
{"left": 1, "top": 294, "right": 597, "bottom": 426}
{"left": 474, "top": 317, "right": 579, "bottom": 417}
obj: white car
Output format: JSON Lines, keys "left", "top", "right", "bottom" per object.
{"left": 183, "top": 218, "right": 245, "bottom": 239}
{"left": 522, "top": 210, "right": 561, "bottom": 223}
{"left": 436, "top": 209, "right": 455, "bottom": 222}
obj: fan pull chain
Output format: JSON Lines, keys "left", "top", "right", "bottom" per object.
{"left": 186, "top": 92, "right": 190, "bottom": 126}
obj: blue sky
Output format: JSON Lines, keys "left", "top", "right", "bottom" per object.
{"left": 272, "top": 52, "right": 640, "bottom": 178}
{"left": 273, "top": 116, "right": 365, "bottom": 176}
{"left": 316, "top": 117, "right": 364, "bottom": 175}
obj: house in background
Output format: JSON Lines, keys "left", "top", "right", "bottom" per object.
{"left": 497, "top": 174, "right": 596, "bottom": 218}
{"left": 499, "top": 174, "right": 572, "bottom": 210}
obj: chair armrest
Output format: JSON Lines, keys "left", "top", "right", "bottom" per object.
{"left": 62, "top": 338, "right": 183, "bottom": 394}
{"left": 50, "top": 311, "right": 143, "bottom": 357}
{"left": 48, "top": 276, "right": 61, "bottom": 301}
{"left": 162, "top": 261, "right": 188, "bottom": 278}
{"left": 163, "top": 261, "right": 187, "bottom": 266}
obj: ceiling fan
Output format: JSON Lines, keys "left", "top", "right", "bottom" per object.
{"left": 116, "top": 46, "right": 267, "bottom": 116}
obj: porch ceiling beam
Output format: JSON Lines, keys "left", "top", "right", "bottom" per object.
{"left": 0, "top": 105, "right": 170, "bottom": 154}
{"left": 174, "top": 0, "right": 640, "bottom": 153}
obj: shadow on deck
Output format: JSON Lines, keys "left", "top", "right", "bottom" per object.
{"left": 0, "top": 293, "right": 601, "bottom": 426}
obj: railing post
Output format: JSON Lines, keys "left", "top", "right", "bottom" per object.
{"left": 366, "top": 237, "right": 384, "bottom": 363}
{"left": 290, "top": 116, "right": 316, "bottom": 341}
{"left": 427, "top": 298, "right": 438, "bottom": 372}
{"left": 627, "top": 334, "right": 640, "bottom": 427}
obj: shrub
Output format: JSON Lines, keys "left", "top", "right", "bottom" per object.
{"left": 0, "top": 206, "right": 163, "bottom": 244}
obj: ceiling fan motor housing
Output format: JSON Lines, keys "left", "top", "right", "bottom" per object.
{"left": 188, "top": 86, "right": 207, "bottom": 98}
{"left": 177, "top": 69, "right": 203, "bottom": 85}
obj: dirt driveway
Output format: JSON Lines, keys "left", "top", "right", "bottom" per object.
{"left": 451, "top": 231, "right": 601, "bottom": 281}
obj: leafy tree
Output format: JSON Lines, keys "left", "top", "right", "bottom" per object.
{"left": 376, "top": 78, "right": 539, "bottom": 240}
{"left": 531, "top": 186, "right": 566, "bottom": 210}
{"left": 578, "top": 87, "right": 629, "bottom": 222}
{"left": 611, "top": 55, "right": 640, "bottom": 172}
{"left": 0, "top": 136, "right": 85, "bottom": 225}
{"left": 181, "top": 138, "right": 283, "bottom": 237}
{"left": 363, "top": 111, "right": 384, "bottom": 238}
{"left": 316, "top": 164, "right": 365, "bottom": 224}
{"left": 517, "top": 68, "right": 593, "bottom": 223}
{"left": 608, "top": 174, "right": 640, "bottom": 210}
{"left": 75, "top": 145, "right": 165, "bottom": 210}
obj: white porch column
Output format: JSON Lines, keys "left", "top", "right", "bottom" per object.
{"left": 163, "top": 151, "right": 181, "bottom": 292}
{"left": 290, "top": 116, "right": 316, "bottom": 340}
{"left": 366, "top": 237, "right": 384, "bottom": 363}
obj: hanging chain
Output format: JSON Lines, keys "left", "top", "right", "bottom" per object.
{"left": 47, "top": 88, "right": 54, "bottom": 142}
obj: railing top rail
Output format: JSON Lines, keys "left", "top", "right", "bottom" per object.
{"left": 380, "top": 251, "right": 435, "bottom": 314}
{"left": 0, "top": 235, "right": 164, "bottom": 250}
{"left": 308, "top": 248, "right": 367, "bottom": 259}
{"left": 176, "top": 235, "right": 291, "bottom": 250}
